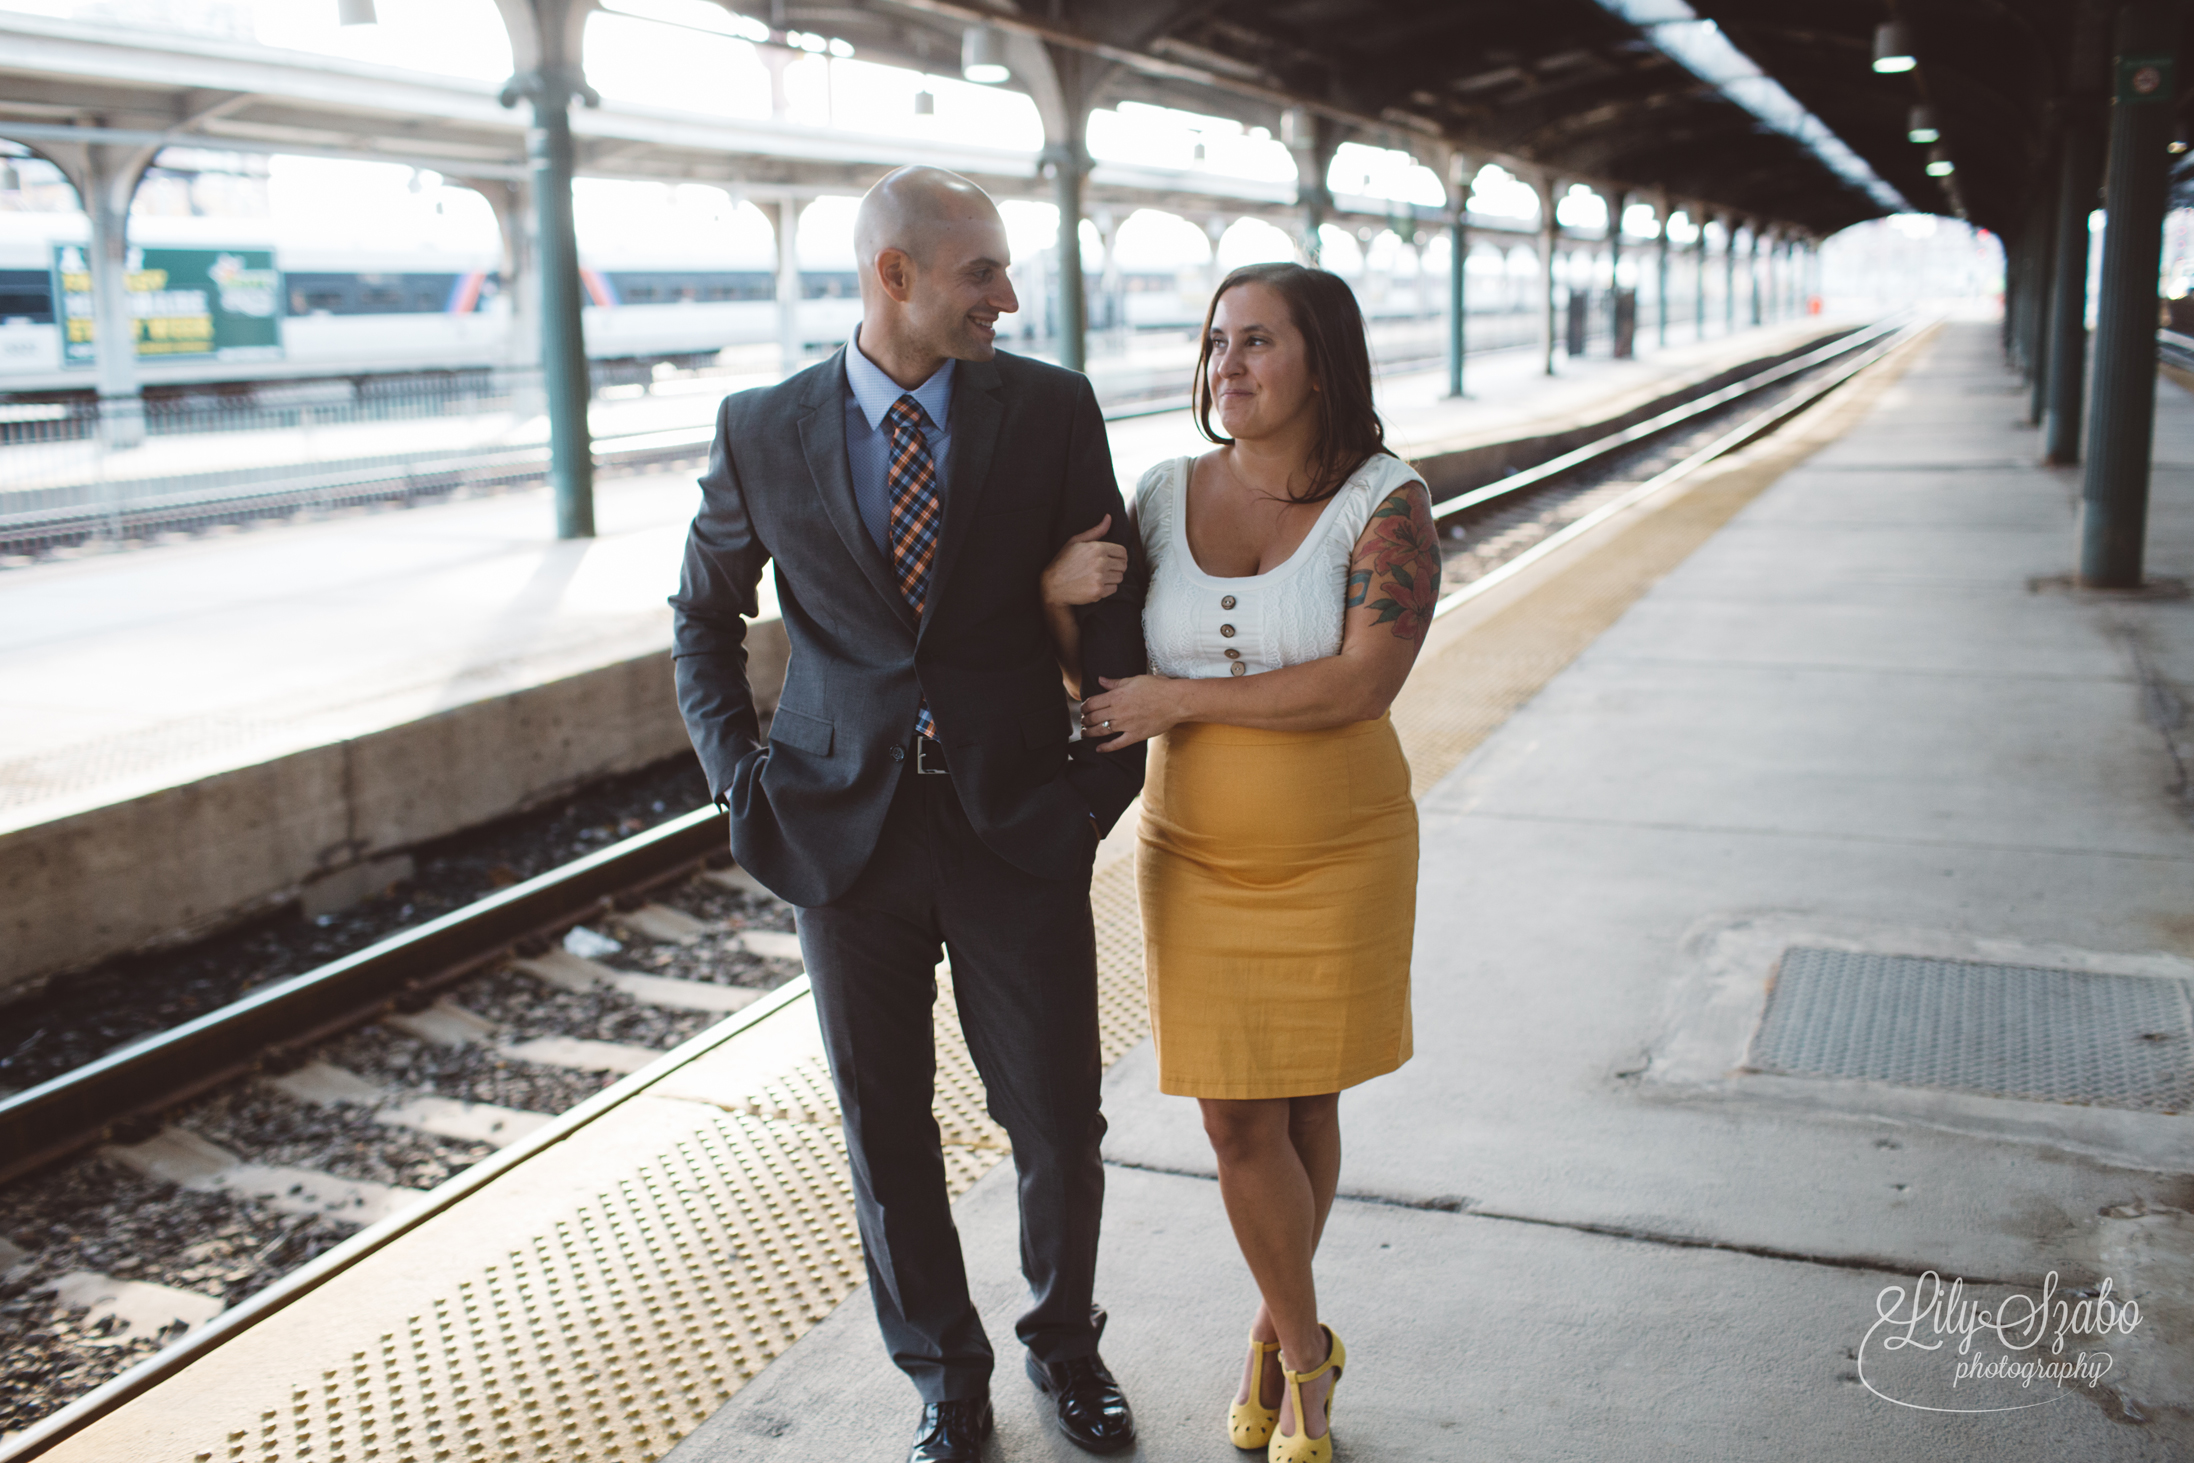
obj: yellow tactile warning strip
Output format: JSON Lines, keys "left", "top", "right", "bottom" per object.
{"left": 33, "top": 329, "right": 1934, "bottom": 1463}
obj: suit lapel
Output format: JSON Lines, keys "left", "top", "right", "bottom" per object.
{"left": 919, "top": 356, "right": 1003, "bottom": 640}
{"left": 795, "top": 350, "right": 917, "bottom": 635}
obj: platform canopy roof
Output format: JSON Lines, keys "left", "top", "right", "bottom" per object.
{"left": 1687, "top": 1, "right": 2194, "bottom": 243}
{"left": 15, "top": 0, "right": 2190, "bottom": 247}
{"left": 834, "top": 0, "right": 2194, "bottom": 245}
{"left": 813, "top": 0, "right": 1906, "bottom": 235}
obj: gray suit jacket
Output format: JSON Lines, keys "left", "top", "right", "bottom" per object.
{"left": 669, "top": 346, "right": 1149, "bottom": 907}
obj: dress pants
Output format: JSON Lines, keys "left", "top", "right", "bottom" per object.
{"left": 794, "top": 766, "right": 1106, "bottom": 1403}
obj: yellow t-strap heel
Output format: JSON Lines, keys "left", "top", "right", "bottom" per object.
{"left": 1268, "top": 1326, "right": 1344, "bottom": 1463}
{"left": 1228, "top": 1336, "right": 1282, "bottom": 1449}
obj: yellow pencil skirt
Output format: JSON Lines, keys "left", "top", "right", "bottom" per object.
{"left": 1138, "top": 712, "right": 1417, "bottom": 1101}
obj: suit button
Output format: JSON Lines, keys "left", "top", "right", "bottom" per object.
{"left": 1229, "top": 661, "right": 1246, "bottom": 676}
{"left": 1220, "top": 594, "right": 1237, "bottom": 609}
{"left": 1224, "top": 648, "right": 1240, "bottom": 660}
{"left": 1219, "top": 623, "right": 1235, "bottom": 638}
{"left": 889, "top": 746, "right": 905, "bottom": 762}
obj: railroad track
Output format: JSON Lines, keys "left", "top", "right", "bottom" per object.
{"left": 0, "top": 331, "right": 1528, "bottom": 562}
{"left": 0, "top": 313, "right": 1919, "bottom": 1442}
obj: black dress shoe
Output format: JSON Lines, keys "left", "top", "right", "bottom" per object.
{"left": 1025, "top": 1351, "right": 1137, "bottom": 1453}
{"left": 907, "top": 1396, "right": 993, "bottom": 1463}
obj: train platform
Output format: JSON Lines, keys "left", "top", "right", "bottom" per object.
{"left": 0, "top": 318, "right": 1839, "bottom": 1002}
{"left": 20, "top": 318, "right": 2194, "bottom": 1461}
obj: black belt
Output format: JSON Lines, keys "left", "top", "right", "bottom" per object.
{"left": 914, "top": 736, "right": 949, "bottom": 776}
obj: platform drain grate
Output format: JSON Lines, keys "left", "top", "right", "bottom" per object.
{"left": 1750, "top": 947, "right": 2194, "bottom": 1114}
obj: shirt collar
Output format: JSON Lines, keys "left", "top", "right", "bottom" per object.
{"left": 846, "top": 327, "right": 955, "bottom": 432}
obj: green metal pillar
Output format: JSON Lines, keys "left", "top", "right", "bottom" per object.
{"left": 1724, "top": 218, "right": 1738, "bottom": 334}
{"left": 2045, "top": 28, "right": 2110, "bottom": 465}
{"left": 1694, "top": 211, "right": 1708, "bottom": 339}
{"left": 1446, "top": 205, "right": 1467, "bottom": 397}
{"left": 1748, "top": 227, "right": 1763, "bottom": 327}
{"left": 1655, "top": 201, "right": 1670, "bottom": 349}
{"left": 2080, "top": 1, "right": 2178, "bottom": 586}
{"left": 503, "top": 64, "right": 596, "bottom": 540}
{"left": 1047, "top": 143, "right": 1087, "bottom": 375}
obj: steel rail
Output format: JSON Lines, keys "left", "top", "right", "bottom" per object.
{"left": 1428, "top": 316, "right": 1903, "bottom": 524}
{"left": 1431, "top": 317, "right": 1927, "bottom": 621}
{"left": 0, "top": 804, "right": 729, "bottom": 1189}
{"left": 0, "top": 976, "right": 815, "bottom": 1463}
{"left": 2158, "top": 326, "right": 2194, "bottom": 373}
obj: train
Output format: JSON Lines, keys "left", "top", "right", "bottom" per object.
{"left": 0, "top": 208, "right": 1457, "bottom": 402}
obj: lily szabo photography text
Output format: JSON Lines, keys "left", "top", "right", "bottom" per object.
{"left": 1861, "top": 1271, "right": 2146, "bottom": 1413}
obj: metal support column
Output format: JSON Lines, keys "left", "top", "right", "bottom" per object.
{"left": 503, "top": 63, "right": 598, "bottom": 540}
{"left": 2045, "top": 25, "right": 2110, "bottom": 465}
{"left": 74, "top": 144, "right": 150, "bottom": 449}
{"left": 2080, "top": 0, "right": 2178, "bottom": 586}
{"left": 1539, "top": 176, "right": 1560, "bottom": 375}
{"left": 1695, "top": 209, "right": 1709, "bottom": 339}
{"left": 1656, "top": 198, "right": 1671, "bottom": 349}
{"left": 1604, "top": 188, "right": 1626, "bottom": 356}
{"left": 1286, "top": 107, "right": 1340, "bottom": 268}
{"left": 1046, "top": 142, "right": 1088, "bottom": 373}
{"left": 1446, "top": 199, "right": 1468, "bottom": 397}
{"left": 775, "top": 197, "right": 802, "bottom": 375}
{"left": 1748, "top": 226, "right": 1763, "bottom": 327}
{"left": 1723, "top": 218, "right": 1738, "bottom": 334}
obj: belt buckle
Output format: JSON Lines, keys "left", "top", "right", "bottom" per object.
{"left": 915, "top": 737, "right": 948, "bottom": 775}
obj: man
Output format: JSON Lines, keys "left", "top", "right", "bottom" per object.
{"left": 669, "top": 166, "right": 1146, "bottom": 1463}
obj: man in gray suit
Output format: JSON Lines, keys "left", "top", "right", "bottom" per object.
{"left": 669, "top": 167, "right": 1146, "bottom": 1462}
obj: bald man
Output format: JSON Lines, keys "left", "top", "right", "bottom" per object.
{"left": 670, "top": 167, "right": 1145, "bottom": 1461}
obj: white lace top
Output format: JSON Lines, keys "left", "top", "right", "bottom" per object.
{"left": 1135, "top": 451, "right": 1425, "bottom": 679}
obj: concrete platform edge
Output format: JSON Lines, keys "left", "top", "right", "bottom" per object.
{"left": 0, "top": 620, "right": 789, "bottom": 1002}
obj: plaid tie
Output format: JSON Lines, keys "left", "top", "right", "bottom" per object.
{"left": 882, "top": 395, "right": 941, "bottom": 739}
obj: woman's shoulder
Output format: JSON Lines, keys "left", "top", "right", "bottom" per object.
{"left": 1328, "top": 452, "right": 1423, "bottom": 545}
{"left": 1133, "top": 454, "right": 1195, "bottom": 520}
{"left": 1354, "top": 450, "right": 1425, "bottom": 499}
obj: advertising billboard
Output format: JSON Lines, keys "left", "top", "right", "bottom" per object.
{"left": 53, "top": 245, "right": 283, "bottom": 365}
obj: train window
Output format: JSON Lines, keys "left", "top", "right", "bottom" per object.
{"left": 801, "top": 272, "right": 858, "bottom": 300}
{"left": 0, "top": 270, "right": 54, "bottom": 324}
{"left": 603, "top": 271, "right": 773, "bottom": 306}
{"left": 282, "top": 272, "right": 466, "bottom": 316}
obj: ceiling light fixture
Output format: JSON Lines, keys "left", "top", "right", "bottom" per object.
{"left": 1873, "top": 20, "right": 1916, "bottom": 74}
{"left": 1925, "top": 145, "right": 1954, "bottom": 177}
{"left": 961, "top": 25, "right": 1009, "bottom": 85}
{"left": 1906, "top": 104, "right": 1938, "bottom": 143}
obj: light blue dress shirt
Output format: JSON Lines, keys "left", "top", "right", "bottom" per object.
{"left": 842, "top": 328, "right": 955, "bottom": 559}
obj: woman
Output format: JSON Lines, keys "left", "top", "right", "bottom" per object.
{"left": 1041, "top": 262, "right": 1439, "bottom": 1463}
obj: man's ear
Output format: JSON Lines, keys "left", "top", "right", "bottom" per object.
{"left": 873, "top": 247, "right": 917, "bottom": 305}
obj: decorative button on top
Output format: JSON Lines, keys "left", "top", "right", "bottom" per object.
{"left": 1219, "top": 623, "right": 1236, "bottom": 638}
{"left": 1224, "top": 648, "right": 1240, "bottom": 660}
{"left": 1220, "top": 594, "right": 1237, "bottom": 610}
{"left": 1229, "top": 661, "right": 1246, "bottom": 676}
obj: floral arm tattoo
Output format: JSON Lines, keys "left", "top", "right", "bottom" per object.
{"left": 1344, "top": 483, "right": 1442, "bottom": 645}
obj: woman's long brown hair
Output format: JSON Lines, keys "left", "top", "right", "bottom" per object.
{"left": 1192, "top": 261, "right": 1392, "bottom": 505}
